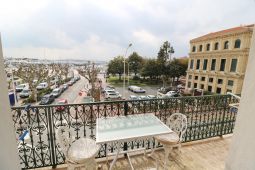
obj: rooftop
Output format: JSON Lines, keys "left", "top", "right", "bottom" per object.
{"left": 191, "top": 24, "right": 254, "bottom": 42}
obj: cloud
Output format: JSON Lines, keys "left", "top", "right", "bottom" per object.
{"left": 1, "top": 0, "right": 254, "bottom": 60}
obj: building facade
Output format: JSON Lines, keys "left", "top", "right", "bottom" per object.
{"left": 185, "top": 24, "right": 254, "bottom": 94}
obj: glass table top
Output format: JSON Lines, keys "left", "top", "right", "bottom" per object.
{"left": 96, "top": 113, "right": 172, "bottom": 144}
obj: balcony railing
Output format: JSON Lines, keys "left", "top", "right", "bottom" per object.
{"left": 11, "top": 94, "right": 238, "bottom": 169}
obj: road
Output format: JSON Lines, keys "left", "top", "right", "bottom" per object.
{"left": 52, "top": 76, "right": 87, "bottom": 104}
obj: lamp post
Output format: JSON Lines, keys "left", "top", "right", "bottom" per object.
{"left": 123, "top": 43, "right": 132, "bottom": 99}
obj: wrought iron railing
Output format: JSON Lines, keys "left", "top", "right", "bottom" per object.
{"left": 11, "top": 94, "right": 238, "bottom": 169}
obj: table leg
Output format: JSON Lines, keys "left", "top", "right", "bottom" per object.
{"left": 109, "top": 142, "right": 121, "bottom": 170}
{"left": 127, "top": 153, "right": 134, "bottom": 170}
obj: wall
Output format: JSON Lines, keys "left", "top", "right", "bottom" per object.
{"left": 0, "top": 34, "right": 21, "bottom": 170}
{"left": 225, "top": 25, "right": 255, "bottom": 170}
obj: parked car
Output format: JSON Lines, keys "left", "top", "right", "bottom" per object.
{"left": 56, "top": 99, "right": 68, "bottom": 111}
{"left": 19, "top": 89, "right": 31, "bottom": 98}
{"left": 129, "top": 95, "right": 139, "bottom": 100}
{"left": 51, "top": 88, "right": 61, "bottom": 98}
{"left": 105, "top": 91, "right": 122, "bottom": 100}
{"left": 62, "top": 84, "right": 68, "bottom": 90}
{"left": 68, "top": 79, "right": 75, "bottom": 86}
{"left": 16, "top": 83, "right": 28, "bottom": 92}
{"left": 147, "top": 95, "right": 157, "bottom": 99}
{"left": 36, "top": 82, "right": 48, "bottom": 90}
{"left": 39, "top": 94, "right": 55, "bottom": 105}
{"left": 132, "top": 86, "right": 146, "bottom": 93}
{"left": 128, "top": 85, "right": 137, "bottom": 91}
{"left": 139, "top": 95, "right": 149, "bottom": 100}
{"left": 103, "top": 86, "right": 115, "bottom": 93}
{"left": 165, "top": 91, "right": 178, "bottom": 97}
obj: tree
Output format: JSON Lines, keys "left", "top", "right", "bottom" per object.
{"left": 140, "top": 59, "right": 160, "bottom": 80}
{"left": 107, "top": 56, "right": 125, "bottom": 80}
{"left": 157, "top": 41, "right": 175, "bottom": 87}
{"left": 13, "top": 63, "right": 49, "bottom": 101}
{"left": 127, "top": 52, "right": 144, "bottom": 76}
{"left": 78, "top": 61, "right": 99, "bottom": 100}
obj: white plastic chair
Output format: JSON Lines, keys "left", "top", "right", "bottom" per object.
{"left": 57, "top": 126, "right": 100, "bottom": 170}
{"left": 154, "top": 113, "right": 187, "bottom": 169}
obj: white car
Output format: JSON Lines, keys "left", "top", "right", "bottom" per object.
{"left": 16, "top": 83, "right": 28, "bottom": 92}
{"left": 36, "top": 82, "right": 48, "bottom": 90}
{"left": 105, "top": 91, "right": 121, "bottom": 100}
{"left": 51, "top": 88, "right": 61, "bottom": 97}
{"left": 165, "top": 91, "right": 178, "bottom": 97}
{"left": 19, "top": 89, "right": 31, "bottom": 98}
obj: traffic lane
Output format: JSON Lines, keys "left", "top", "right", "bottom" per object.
{"left": 52, "top": 76, "right": 87, "bottom": 104}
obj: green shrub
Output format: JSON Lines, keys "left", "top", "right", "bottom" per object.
{"left": 23, "top": 96, "right": 36, "bottom": 104}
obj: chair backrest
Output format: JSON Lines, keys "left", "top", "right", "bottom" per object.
{"left": 56, "top": 126, "right": 72, "bottom": 156}
{"left": 167, "top": 113, "right": 187, "bottom": 142}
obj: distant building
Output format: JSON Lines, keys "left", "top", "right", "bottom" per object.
{"left": 185, "top": 24, "right": 254, "bottom": 94}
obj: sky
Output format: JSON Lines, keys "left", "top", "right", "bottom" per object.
{"left": 0, "top": 0, "right": 254, "bottom": 61}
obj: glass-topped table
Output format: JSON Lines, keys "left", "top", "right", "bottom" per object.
{"left": 96, "top": 113, "right": 172, "bottom": 170}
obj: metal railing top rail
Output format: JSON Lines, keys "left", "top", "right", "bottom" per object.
{"left": 12, "top": 94, "right": 231, "bottom": 109}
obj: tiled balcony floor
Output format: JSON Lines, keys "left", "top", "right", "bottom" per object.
{"left": 36, "top": 135, "right": 231, "bottom": 170}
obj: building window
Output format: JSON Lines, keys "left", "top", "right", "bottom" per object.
{"left": 200, "top": 84, "right": 204, "bottom": 89}
{"left": 206, "top": 43, "right": 210, "bottom": 51}
{"left": 230, "top": 59, "right": 238, "bottom": 72}
{"left": 218, "top": 79, "right": 223, "bottom": 84}
{"left": 201, "top": 77, "right": 205, "bottom": 81}
{"left": 234, "top": 39, "right": 241, "bottom": 48}
{"left": 224, "top": 41, "right": 229, "bottom": 49}
{"left": 192, "top": 46, "right": 196, "bottom": 52}
{"left": 188, "top": 82, "right": 191, "bottom": 88}
{"left": 211, "top": 59, "right": 216, "bottom": 71}
{"left": 188, "top": 75, "right": 192, "bottom": 79}
{"left": 216, "top": 88, "right": 221, "bottom": 94}
{"left": 214, "top": 42, "right": 219, "bottom": 50}
{"left": 209, "top": 78, "right": 213, "bottom": 83}
{"left": 208, "top": 86, "right": 212, "bottom": 92}
{"left": 190, "top": 59, "right": 194, "bottom": 69}
{"left": 199, "top": 45, "right": 203, "bottom": 52}
{"left": 220, "top": 59, "right": 226, "bottom": 71}
{"left": 195, "top": 76, "right": 198, "bottom": 80}
{"left": 196, "top": 59, "right": 200, "bottom": 70}
{"left": 203, "top": 59, "right": 208, "bottom": 70}
{"left": 194, "top": 83, "right": 197, "bottom": 88}
{"left": 228, "top": 80, "right": 234, "bottom": 86}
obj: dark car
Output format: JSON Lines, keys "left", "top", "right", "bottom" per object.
{"left": 39, "top": 94, "right": 55, "bottom": 105}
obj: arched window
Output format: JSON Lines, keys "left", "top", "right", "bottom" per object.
{"left": 234, "top": 39, "right": 241, "bottom": 48}
{"left": 192, "top": 46, "right": 196, "bottom": 52}
{"left": 199, "top": 45, "right": 203, "bottom": 52}
{"left": 224, "top": 41, "right": 229, "bottom": 49}
{"left": 214, "top": 42, "right": 219, "bottom": 50}
{"left": 206, "top": 43, "right": 210, "bottom": 51}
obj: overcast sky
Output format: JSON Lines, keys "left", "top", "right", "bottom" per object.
{"left": 0, "top": 0, "right": 254, "bottom": 61}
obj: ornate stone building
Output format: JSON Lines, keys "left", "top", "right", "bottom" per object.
{"left": 185, "top": 24, "right": 254, "bottom": 94}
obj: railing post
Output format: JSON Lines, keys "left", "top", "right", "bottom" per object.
{"left": 47, "top": 107, "right": 57, "bottom": 169}
{"left": 124, "top": 101, "right": 128, "bottom": 156}
{"left": 220, "top": 95, "right": 228, "bottom": 137}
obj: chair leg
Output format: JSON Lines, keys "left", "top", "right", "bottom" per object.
{"left": 163, "top": 146, "right": 170, "bottom": 170}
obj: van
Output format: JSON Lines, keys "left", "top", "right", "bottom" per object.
{"left": 36, "top": 82, "right": 48, "bottom": 90}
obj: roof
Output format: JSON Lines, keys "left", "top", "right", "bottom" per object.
{"left": 191, "top": 24, "right": 254, "bottom": 42}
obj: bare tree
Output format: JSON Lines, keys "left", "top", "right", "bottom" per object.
{"left": 78, "top": 61, "right": 100, "bottom": 100}
{"left": 13, "top": 63, "right": 49, "bottom": 101}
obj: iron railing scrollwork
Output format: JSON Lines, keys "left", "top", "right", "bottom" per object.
{"left": 11, "top": 94, "right": 238, "bottom": 169}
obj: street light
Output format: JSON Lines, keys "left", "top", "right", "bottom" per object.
{"left": 123, "top": 43, "right": 132, "bottom": 99}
